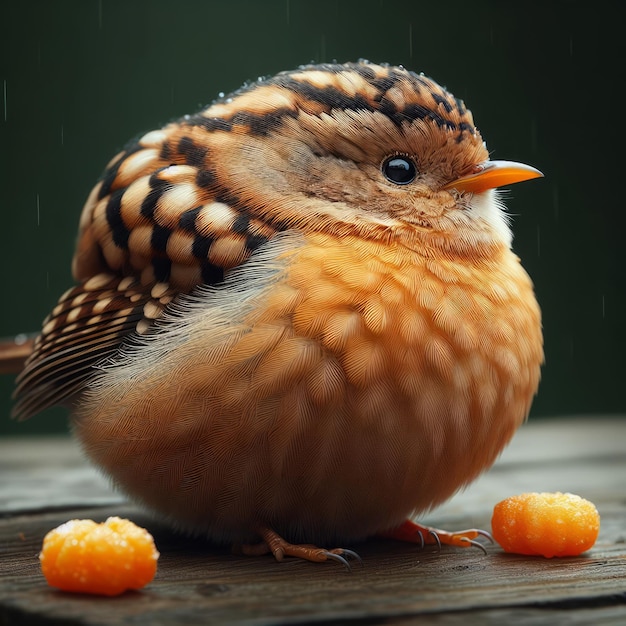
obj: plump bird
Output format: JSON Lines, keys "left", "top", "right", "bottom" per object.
{"left": 12, "top": 61, "right": 543, "bottom": 566}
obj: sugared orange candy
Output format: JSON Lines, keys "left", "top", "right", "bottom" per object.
{"left": 40, "top": 517, "right": 159, "bottom": 595}
{"left": 491, "top": 492, "right": 600, "bottom": 558}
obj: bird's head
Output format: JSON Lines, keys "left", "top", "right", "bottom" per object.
{"left": 192, "top": 61, "right": 542, "bottom": 258}
{"left": 74, "top": 61, "right": 542, "bottom": 288}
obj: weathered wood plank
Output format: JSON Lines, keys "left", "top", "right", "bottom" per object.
{"left": 1, "top": 417, "right": 625, "bottom": 624}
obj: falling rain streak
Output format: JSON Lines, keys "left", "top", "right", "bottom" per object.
{"left": 3, "top": 80, "right": 6, "bottom": 121}
{"left": 409, "top": 24, "right": 413, "bottom": 59}
{"left": 36, "top": 194, "right": 40, "bottom": 226}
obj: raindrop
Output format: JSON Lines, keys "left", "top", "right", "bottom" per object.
{"left": 60, "top": 123, "right": 64, "bottom": 146}
{"left": 36, "top": 193, "right": 40, "bottom": 226}
{"left": 217, "top": 91, "right": 225, "bottom": 99}
{"left": 3, "top": 80, "right": 6, "bottom": 122}
{"left": 569, "top": 36, "right": 573, "bottom": 56}
{"left": 601, "top": 294, "right": 605, "bottom": 318}
{"left": 409, "top": 23, "right": 413, "bottom": 59}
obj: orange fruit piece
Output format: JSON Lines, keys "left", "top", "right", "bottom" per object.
{"left": 491, "top": 492, "right": 600, "bottom": 558}
{"left": 40, "top": 516, "right": 159, "bottom": 595}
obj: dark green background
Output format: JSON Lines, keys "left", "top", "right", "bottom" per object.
{"left": 1, "top": 0, "right": 624, "bottom": 435}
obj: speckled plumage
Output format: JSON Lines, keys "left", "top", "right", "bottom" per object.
{"left": 13, "top": 62, "right": 543, "bottom": 562}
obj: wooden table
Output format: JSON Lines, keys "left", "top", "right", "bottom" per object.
{"left": 1, "top": 417, "right": 625, "bottom": 624}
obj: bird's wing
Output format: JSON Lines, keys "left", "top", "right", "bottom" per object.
{"left": 11, "top": 274, "right": 178, "bottom": 420}
{"left": 13, "top": 119, "right": 285, "bottom": 421}
{"left": 73, "top": 122, "right": 281, "bottom": 292}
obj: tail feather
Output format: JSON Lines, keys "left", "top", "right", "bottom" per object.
{"left": 0, "top": 334, "right": 36, "bottom": 375}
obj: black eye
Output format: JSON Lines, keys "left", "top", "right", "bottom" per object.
{"left": 382, "top": 156, "right": 417, "bottom": 185}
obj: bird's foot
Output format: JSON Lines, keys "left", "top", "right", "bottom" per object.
{"left": 236, "top": 526, "right": 362, "bottom": 571}
{"left": 379, "top": 519, "right": 493, "bottom": 554}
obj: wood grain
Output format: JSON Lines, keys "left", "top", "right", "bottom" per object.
{"left": 1, "top": 417, "right": 625, "bottom": 624}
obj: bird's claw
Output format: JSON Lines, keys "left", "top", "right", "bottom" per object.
{"left": 238, "top": 527, "right": 362, "bottom": 570}
{"left": 428, "top": 529, "right": 442, "bottom": 552}
{"left": 322, "top": 549, "right": 363, "bottom": 572}
{"left": 379, "top": 520, "right": 493, "bottom": 554}
{"left": 454, "top": 536, "right": 489, "bottom": 555}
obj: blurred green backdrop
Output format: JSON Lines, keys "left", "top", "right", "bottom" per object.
{"left": 1, "top": 0, "right": 624, "bottom": 435}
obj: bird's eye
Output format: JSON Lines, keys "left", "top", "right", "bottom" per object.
{"left": 382, "top": 156, "right": 417, "bottom": 185}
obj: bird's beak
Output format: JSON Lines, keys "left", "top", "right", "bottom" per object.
{"left": 443, "top": 160, "right": 543, "bottom": 194}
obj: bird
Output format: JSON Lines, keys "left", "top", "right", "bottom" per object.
{"left": 11, "top": 61, "right": 544, "bottom": 568}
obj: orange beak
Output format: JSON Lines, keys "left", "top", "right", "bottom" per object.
{"left": 443, "top": 160, "right": 543, "bottom": 194}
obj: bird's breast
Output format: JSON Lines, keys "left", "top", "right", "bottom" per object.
{"left": 75, "top": 231, "right": 543, "bottom": 543}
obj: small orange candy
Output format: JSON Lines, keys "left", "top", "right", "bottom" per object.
{"left": 491, "top": 492, "right": 600, "bottom": 558}
{"left": 40, "top": 517, "right": 159, "bottom": 596}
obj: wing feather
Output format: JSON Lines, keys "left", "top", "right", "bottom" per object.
{"left": 12, "top": 274, "right": 176, "bottom": 420}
